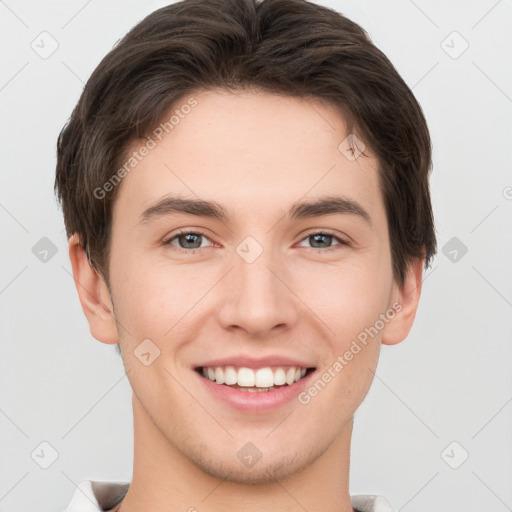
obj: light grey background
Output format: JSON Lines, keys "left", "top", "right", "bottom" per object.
{"left": 1, "top": 0, "right": 511, "bottom": 511}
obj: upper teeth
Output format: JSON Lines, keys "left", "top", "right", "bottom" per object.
{"left": 201, "top": 366, "right": 308, "bottom": 387}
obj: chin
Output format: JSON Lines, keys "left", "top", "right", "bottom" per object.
{"left": 188, "top": 441, "right": 317, "bottom": 485}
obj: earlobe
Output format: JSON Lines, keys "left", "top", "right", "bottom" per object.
{"left": 381, "top": 258, "right": 424, "bottom": 346}
{"left": 68, "top": 234, "right": 119, "bottom": 345}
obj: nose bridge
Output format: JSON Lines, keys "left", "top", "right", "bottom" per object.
{"left": 217, "top": 236, "right": 298, "bottom": 334}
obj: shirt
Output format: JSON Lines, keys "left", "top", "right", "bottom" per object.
{"left": 63, "top": 480, "right": 396, "bottom": 512}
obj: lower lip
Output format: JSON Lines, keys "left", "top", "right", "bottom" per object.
{"left": 194, "top": 369, "right": 316, "bottom": 413}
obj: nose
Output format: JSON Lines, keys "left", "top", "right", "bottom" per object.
{"left": 216, "top": 243, "right": 300, "bottom": 337}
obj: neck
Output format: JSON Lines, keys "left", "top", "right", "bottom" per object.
{"left": 117, "top": 394, "right": 355, "bottom": 512}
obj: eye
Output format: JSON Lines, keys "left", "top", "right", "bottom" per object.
{"left": 297, "top": 231, "right": 349, "bottom": 251}
{"left": 163, "top": 229, "right": 349, "bottom": 253}
{"left": 163, "top": 230, "right": 214, "bottom": 251}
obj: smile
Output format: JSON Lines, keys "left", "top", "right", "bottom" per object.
{"left": 197, "top": 365, "right": 313, "bottom": 391}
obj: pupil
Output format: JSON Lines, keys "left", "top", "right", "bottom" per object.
{"left": 181, "top": 233, "right": 201, "bottom": 249}
{"left": 312, "top": 234, "right": 331, "bottom": 248}
{"left": 178, "top": 234, "right": 332, "bottom": 250}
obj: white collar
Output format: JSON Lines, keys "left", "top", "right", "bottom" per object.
{"left": 63, "top": 480, "right": 395, "bottom": 512}
{"left": 63, "top": 480, "right": 129, "bottom": 512}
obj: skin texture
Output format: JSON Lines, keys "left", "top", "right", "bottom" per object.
{"left": 69, "top": 88, "right": 423, "bottom": 512}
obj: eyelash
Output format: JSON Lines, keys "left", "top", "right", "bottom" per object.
{"left": 163, "top": 229, "right": 350, "bottom": 254}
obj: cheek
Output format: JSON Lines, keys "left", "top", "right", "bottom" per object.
{"left": 300, "top": 268, "right": 386, "bottom": 414}
{"left": 293, "top": 256, "right": 392, "bottom": 340}
{"left": 124, "top": 279, "right": 178, "bottom": 337}
{"left": 111, "top": 256, "right": 217, "bottom": 351}
{"left": 109, "top": 252, "right": 177, "bottom": 339}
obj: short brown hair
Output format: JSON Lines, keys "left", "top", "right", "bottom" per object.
{"left": 55, "top": 0, "right": 436, "bottom": 287}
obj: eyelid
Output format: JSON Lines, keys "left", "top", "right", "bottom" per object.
{"left": 163, "top": 228, "right": 216, "bottom": 248}
{"left": 298, "top": 228, "right": 349, "bottom": 243}
{"left": 163, "top": 227, "right": 350, "bottom": 252}
{"left": 296, "top": 228, "right": 350, "bottom": 250}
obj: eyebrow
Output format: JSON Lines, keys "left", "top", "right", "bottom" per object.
{"left": 139, "top": 194, "right": 371, "bottom": 225}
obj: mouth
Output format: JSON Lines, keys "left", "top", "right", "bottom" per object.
{"left": 194, "top": 365, "right": 316, "bottom": 392}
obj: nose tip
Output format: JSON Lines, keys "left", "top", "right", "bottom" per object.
{"left": 216, "top": 251, "right": 299, "bottom": 336}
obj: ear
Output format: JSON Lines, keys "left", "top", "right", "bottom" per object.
{"left": 68, "top": 234, "right": 119, "bottom": 345}
{"left": 381, "top": 258, "right": 424, "bottom": 346}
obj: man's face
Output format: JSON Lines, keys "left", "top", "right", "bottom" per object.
{"left": 108, "top": 89, "right": 399, "bottom": 483}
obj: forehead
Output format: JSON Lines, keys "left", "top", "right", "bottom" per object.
{"left": 113, "top": 88, "right": 383, "bottom": 227}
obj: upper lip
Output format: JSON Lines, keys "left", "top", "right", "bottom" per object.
{"left": 194, "top": 355, "right": 316, "bottom": 370}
